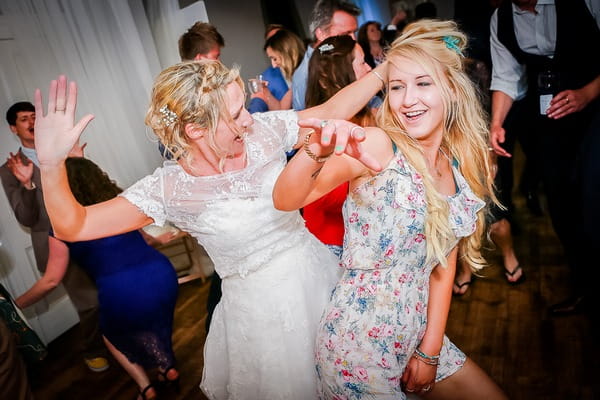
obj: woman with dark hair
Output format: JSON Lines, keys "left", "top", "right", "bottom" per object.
{"left": 16, "top": 157, "right": 179, "bottom": 400}
{"left": 358, "top": 21, "right": 386, "bottom": 69}
{"left": 303, "top": 35, "right": 376, "bottom": 257}
{"left": 306, "top": 35, "right": 375, "bottom": 125}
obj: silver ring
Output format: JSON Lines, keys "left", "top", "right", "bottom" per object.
{"left": 423, "top": 385, "right": 432, "bottom": 392}
{"left": 566, "top": 97, "right": 570, "bottom": 104}
{"left": 406, "top": 388, "right": 415, "bottom": 393}
{"left": 350, "top": 126, "right": 365, "bottom": 138}
{"left": 320, "top": 120, "right": 328, "bottom": 128}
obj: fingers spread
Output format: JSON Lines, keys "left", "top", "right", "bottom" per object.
{"left": 66, "top": 81, "right": 78, "bottom": 115}
{"left": 298, "top": 118, "right": 326, "bottom": 130}
{"left": 73, "top": 114, "right": 95, "bottom": 136}
{"left": 47, "top": 79, "right": 58, "bottom": 113}
{"left": 34, "top": 89, "right": 44, "bottom": 116}
{"left": 55, "top": 75, "right": 68, "bottom": 112}
{"left": 321, "top": 121, "right": 337, "bottom": 146}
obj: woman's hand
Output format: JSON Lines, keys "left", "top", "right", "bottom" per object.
{"left": 34, "top": 75, "right": 94, "bottom": 168}
{"left": 401, "top": 355, "right": 437, "bottom": 396}
{"left": 298, "top": 118, "right": 382, "bottom": 171}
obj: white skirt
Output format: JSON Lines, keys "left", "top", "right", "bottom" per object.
{"left": 200, "top": 236, "right": 341, "bottom": 400}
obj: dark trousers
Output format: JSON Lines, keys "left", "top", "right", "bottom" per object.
{"left": 0, "top": 319, "right": 34, "bottom": 400}
{"left": 578, "top": 108, "right": 600, "bottom": 301}
{"left": 492, "top": 99, "right": 541, "bottom": 221}
{"left": 60, "top": 264, "right": 106, "bottom": 358}
{"left": 535, "top": 100, "right": 598, "bottom": 297}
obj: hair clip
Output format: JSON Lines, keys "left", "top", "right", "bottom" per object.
{"left": 159, "top": 105, "right": 178, "bottom": 126}
{"left": 318, "top": 43, "right": 335, "bottom": 54}
{"left": 442, "top": 36, "right": 463, "bottom": 57}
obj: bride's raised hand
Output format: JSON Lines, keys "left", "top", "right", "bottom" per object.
{"left": 299, "top": 118, "right": 382, "bottom": 172}
{"left": 34, "top": 75, "right": 94, "bottom": 168}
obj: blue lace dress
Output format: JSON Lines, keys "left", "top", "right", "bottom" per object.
{"left": 315, "top": 151, "right": 485, "bottom": 399}
{"left": 64, "top": 230, "right": 178, "bottom": 369}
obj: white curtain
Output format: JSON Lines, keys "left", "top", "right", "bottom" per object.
{"left": 144, "top": 0, "right": 184, "bottom": 69}
{"left": 0, "top": 0, "right": 165, "bottom": 187}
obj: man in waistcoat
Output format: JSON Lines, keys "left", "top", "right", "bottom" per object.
{"left": 489, "top": 0, "right": 600, "bottom": 315}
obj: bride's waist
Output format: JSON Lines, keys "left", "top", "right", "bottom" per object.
{"left": 210, "top": 229, "right": 309, "bottom": 279}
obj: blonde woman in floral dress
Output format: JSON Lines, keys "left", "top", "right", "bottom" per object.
{"left": 274, "top": 20, "right": 508, "bottom": 400}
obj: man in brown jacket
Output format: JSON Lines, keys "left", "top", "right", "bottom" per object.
{"left": 1, "top": 101, "right": 108, "bottom": 372}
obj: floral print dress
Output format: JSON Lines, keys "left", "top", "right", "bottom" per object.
{"left": 315, "top": 151, "right": 485, "bottom": 400}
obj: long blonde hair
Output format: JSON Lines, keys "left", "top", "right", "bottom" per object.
{"left": 145, "top": 60, "right": 243, "bottom": 170}
{"left": 377, "top": 19, "right": 498, "bottom": 271}
{"left": 264, "top": 29, "right": 305, "bottom": 81}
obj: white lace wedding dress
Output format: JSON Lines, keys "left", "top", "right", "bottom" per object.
{"left": 121, "top": 110, "right": 341, "bottom": 399}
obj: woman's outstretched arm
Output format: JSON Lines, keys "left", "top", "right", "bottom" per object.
{"left": 35, "top": 76, "right": 152, "bottom": 241}
{"left": 293, "top": 63, "right": 387, "bottom": 143}
{"left": 273, "top": 120, "right": 391, "bottom": 211}
{"left": 15, "top": 236, "right": 69, "bottom": 309}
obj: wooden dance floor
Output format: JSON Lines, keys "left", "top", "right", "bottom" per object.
{"left": 32, "top": 189, "right": 600, "bottom": 400}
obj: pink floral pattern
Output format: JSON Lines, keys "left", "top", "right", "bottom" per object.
{"left": 315, "top": 152, "right": 485, "bottom": 399}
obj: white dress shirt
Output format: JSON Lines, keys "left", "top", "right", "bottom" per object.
{"left": 490, "top": 0, "right": 600, "bottom": 100}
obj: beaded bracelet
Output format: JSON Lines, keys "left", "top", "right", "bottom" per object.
{"left": 303, "top": 129, "right": 333, "bottom": 163}
{"left": 412, "top": 352, "right": 440, "bottom": 366}
{"left": 413, "top": 348, "right": 440, "bottom": 366}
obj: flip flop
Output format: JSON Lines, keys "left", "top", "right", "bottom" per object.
{"left": 504, "top": 264, "right": 525, "bottom": 286}
{"left": 453, "top": 279, "right": 472, "bottom": 296}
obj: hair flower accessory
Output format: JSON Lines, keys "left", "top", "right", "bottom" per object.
{"left": 159, "top": 105, "right": 178, "bottom": 126}
{"left": 318, "top": 43, "right": 335, "bottom": 54}
{"left": 442, "top": 36, "right": 463, "bottom": 57}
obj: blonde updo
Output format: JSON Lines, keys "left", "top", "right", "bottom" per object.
{"left": 145, "top": 60, "right": 243, "bottom": 167}
{"left": 377, "top": 19, "right": 498, "bottom": 272}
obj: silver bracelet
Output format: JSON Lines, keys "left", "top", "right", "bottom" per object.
{"left": 372, "top": 70, "right": 385, "bottom": 86}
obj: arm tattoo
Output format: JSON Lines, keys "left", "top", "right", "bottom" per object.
{"left": 311, "top": 166, "right": 323, "bottom": 179}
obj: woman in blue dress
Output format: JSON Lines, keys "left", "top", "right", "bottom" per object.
{"left": 16, "top": 157, "right": 179, "bottom": 400}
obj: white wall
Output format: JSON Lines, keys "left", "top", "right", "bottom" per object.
{"left": 204, "top": 0, "right": 270, "bottom": 83}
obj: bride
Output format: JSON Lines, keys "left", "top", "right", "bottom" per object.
{"left": 33, "top": 60, "right": 385, "bottom": 399}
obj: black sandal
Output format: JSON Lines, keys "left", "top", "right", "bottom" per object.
{"left": 452, "top": 279, "right": 473, "bottom": 296}
{"left": 504, "top": 264, "right": 526, "bottom": 286}
{"left": 137, "top": 384, "right": 156, "bottom": 400}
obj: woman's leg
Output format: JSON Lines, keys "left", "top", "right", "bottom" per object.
{"left": 102, "top": 336, "right": 155, "bottom": 398}
{"left": 423, "top": 358, "right": 508, "bottom": 400}
{"left": 490, "top": 218, "right": 522, "bottom": 282}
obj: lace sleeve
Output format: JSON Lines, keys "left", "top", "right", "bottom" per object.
{"left": 119, "top": 168, "right": 167, "bottom": 227}
{"left": 253, "top": 110, "right": 299, "bottom": 153}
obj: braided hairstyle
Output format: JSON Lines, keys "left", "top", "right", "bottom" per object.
{"left": 145, "top": 60, "right": 243, "bottom": 171}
